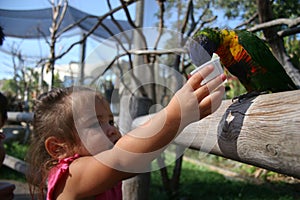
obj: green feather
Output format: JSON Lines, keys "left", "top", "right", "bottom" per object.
{"left": 236, "top": 30, "right": 297, "bottom": 92}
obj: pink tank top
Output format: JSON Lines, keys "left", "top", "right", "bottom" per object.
{"left": 47, "top": 154, "right": 122, "bottom": 200}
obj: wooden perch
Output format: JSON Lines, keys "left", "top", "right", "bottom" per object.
{"left": 7, "top": 112, "right": 33, "bottom": 123}
{"left": 133, "top": 90, "right": 300, "bottom": 179}
{"left": 3, "top": 155, "right": 27, "bottom": 175}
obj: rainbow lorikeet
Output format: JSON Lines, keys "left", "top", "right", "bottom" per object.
{"left": 189, "top": 28, "right": 297, "bottom": 97}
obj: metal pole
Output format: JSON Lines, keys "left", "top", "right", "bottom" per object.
{"left": 79, "top": 33, "right": 86, "bottom": 85}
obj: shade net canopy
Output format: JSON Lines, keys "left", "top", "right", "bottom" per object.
{"left": 0, "top": 6, "right": 133, "bottom": 40}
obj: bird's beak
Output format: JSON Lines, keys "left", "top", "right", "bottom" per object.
{"left": 188, "top": 35, "right": 213, "bottom": 66}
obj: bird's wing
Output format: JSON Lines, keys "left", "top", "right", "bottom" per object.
{"left": 237, "top": 30, "right": 297, "bottom": 90}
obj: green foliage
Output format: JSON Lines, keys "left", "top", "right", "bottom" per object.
{"left": 53, "top": 71, "right": 64, "bottom": 88}
{"left": 150, "top": 159, "right": 298, "bottom": 200}
{"left": 1, "top": 67, "right": 50, "bottom": 111}
{"left": 225, "top": 75, "right": 247, "bottom": 99}
{"left": 285, "top": 37, "right": 300, "bottom": 70}
{"left": 213, "top": 0, "right": 257, "bottom": 23}
{"left": 1, "top": 79, "right": 19, "bottom": 94}
{"left": 0, "top": 166, "right": 26, "bottom": 182}
{"left": 0, "top": 142, "right": 28, "bottom": 182}
{"left": 0, "top": 67, "right": 65, "bottom": 111}
{"left": 163, "top": 0, "right": 215, "bottom": 31}
{"left": 272, "top": 0, "right": 300, "bottom": 18}
{"left": 4, "top": 141, "right": 29, "bottom": 160}
{"left": 213, "top": 0, "right": 300, "bottom": 23}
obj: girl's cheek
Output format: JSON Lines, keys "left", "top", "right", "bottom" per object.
{"left": 77, "top": 129, "right": 110, "bottom": 154}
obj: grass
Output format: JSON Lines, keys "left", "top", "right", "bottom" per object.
{"left": 150, "top": 159, "right": 299, "bottom": 200}
{"left": 0, "top": 165, "right": 26, "bottom": 182}
{"left": 0, "top": 141, "right": 28, "bottom": 182}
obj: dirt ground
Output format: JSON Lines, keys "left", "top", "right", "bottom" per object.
{"left": 0, "top": 179, "right": 31, "bottom": 200}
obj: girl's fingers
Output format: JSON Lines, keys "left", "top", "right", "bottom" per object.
{"left": 199, "top": 85, "right": 225, "bottom": 119}
{"left": 187, "top": 65, "right": 214, "bottom": 90}
{"left": 194, "top": 74, "right": 226, "bottom": 102}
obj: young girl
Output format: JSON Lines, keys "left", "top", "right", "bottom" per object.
{"left": 26, "top": 65, "right": 226, "bottom": 200}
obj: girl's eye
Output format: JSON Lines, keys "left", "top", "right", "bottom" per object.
{"left": 109, "top": 120, "right": 114, "bottom": 126}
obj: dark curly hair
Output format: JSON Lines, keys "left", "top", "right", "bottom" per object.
{"left": 26, "top": 86, "right": 104, "bottom": 199}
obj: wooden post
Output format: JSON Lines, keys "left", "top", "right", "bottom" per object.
{"left": 133, "top": 90, "right": 300, "bottom": 179}
{"left": 122, "top": 96, "right": 152, "bottom": 200}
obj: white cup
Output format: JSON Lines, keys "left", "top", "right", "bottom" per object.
{"left": 190, "top": 57, "right": 224, "bottom": 85}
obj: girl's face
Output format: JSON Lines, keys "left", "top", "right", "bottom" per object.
{"left": 74, "top": 94, "right": 122, "bottom": 156}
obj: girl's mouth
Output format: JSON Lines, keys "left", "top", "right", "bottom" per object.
{"left": 113, "top": 139, "right": 118, "bottom": 145}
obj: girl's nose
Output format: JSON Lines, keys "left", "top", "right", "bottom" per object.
{"left": 105, "top": 124, "right": 119, "bottom": 137}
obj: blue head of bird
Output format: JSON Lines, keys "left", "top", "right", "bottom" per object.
{"left": 188, "top": 28, "right": 221, "bottom": 66}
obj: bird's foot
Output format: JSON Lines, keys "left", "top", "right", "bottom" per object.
{"left": 232, "top": 91, "right": 268, "bottom": 103}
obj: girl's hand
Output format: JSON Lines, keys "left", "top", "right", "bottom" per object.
{"left": 166, "top": 65, "right": 226, "bottom": 127}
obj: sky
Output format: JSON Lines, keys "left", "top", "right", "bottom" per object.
{"left": 0, "top": 0, "right": 155, "bottom": 80}
{"left": 0, "top": 0, "right": 241, "bottom": 80}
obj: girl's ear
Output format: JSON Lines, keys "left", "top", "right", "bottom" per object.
{"left": 45, "top": 136, "right": 68, "bottom": 159}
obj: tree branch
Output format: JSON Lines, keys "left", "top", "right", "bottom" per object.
{"left": 54, "top": 0, "right": 137, "bottom": 60}
{"left": 193, "top": 1, "right": 217, "bottom": 37}
{"left": 235, "top": 12, "right": 258, "bottom": 29}
{"left": 89, "top": 48, "right": 187, "bottom": 85}
{"left": 248, "top": 17, "right": 300, "bottom": 33}
{"left": 120, "top": 0, "right": 148, "bottom": 50}
{"left": 180, "top": 0, "right": 193, "bottom": 35}
{"left": 106, "top": 0, "right": 131, "bottom": 44}
{"left": 277, "top": 26, "right": 300, "bottom": 37}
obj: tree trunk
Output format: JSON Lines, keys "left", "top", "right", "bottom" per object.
{"left": 121, "top": 96, "right": 153, "bottom": 200}
{"left": 122, "top": 173, "right": 151, "bottom": 200}
{"left": 256, "top": 0, "right": 300, "bottom": 86}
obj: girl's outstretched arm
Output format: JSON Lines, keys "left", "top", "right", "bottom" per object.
{"left": 58, "top": 65, "right": 226, "bottom": 199}
{"left": 114, "top": 65, "right": 226, "bottom": 155}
